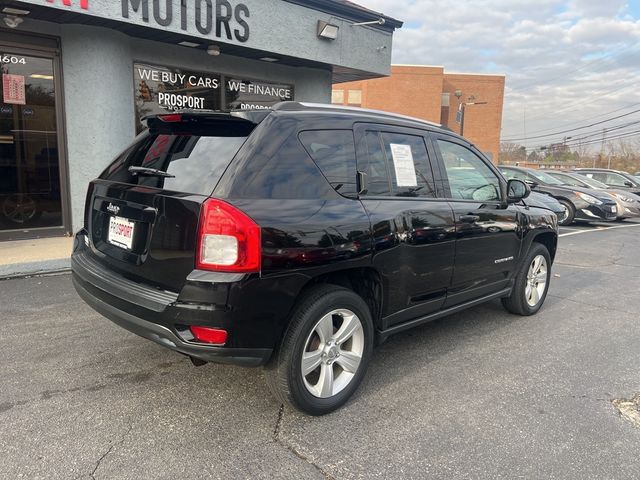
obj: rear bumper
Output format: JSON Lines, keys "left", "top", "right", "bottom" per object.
{"left": 71, "top": 238, "right": 273, "bottom": 367}
{"left": 73, "top": 274, "right": 272, "bottom": 366}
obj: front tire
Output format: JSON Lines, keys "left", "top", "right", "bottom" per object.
{"left": 264, "top": 285, "right": 374, "bottom": 416}
{"left": 502, "top": 243, "right": 551, "bottom": 316}
{"left": 557, "top": 199, "right": 575, "bottom": 226}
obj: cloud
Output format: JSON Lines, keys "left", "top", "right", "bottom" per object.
{"left": 355, "top": 0, "right": 640, "bottom": 148}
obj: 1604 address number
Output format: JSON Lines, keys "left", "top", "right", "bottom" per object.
{"left": 1, "top": 56, "right": 27, "bottom": 65}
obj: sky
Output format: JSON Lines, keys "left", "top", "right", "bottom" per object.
{"left": 355, "top": 0, "right": 640, "bottom": 152}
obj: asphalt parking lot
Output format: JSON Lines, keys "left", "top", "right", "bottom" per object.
{"left": 2, "top": 221, "right": 640, "bottom": 479}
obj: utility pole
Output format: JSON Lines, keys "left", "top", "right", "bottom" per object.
{"left": 599, "top": 128, "right": 606, "bottom": 168}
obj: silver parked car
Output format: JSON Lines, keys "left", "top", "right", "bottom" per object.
{"left": 546, "top": 171, "right": 640, "bottom": 221}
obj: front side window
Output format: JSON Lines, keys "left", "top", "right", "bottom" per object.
{"left": 438, "top": 140, "right": 501, "bottom": 201}
{"left": 360, "top": 131, "right": 437, "bottom": 198}
{"left": 605, "top": 173, "right": 633, "bottom": 187}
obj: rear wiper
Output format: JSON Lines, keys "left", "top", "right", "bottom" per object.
{"left": 128, "top": 166, "right": 175, "bottom": 178}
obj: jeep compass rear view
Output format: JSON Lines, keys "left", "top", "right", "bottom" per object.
{"left": 72, "top": 103, "right": 558, "bottom": 415}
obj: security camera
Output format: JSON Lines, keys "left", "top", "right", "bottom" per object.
{"left": 378, "top": 18, "right": 386, "bottom": 25}
{"left": 3, "top": 15, "right": 24, "bottom": 29}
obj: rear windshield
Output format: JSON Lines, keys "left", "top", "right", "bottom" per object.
{"left": 101, "top": 128, "right": 251, "bottom": 195}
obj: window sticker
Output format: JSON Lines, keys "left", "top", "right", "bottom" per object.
{"left": 389, "top": 143, "right": 417, "bottom": 187}
{"left": 2, "top": 74, "right": 26, "bottom": 105}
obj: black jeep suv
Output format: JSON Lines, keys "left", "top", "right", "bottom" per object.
{"left": 72, "top": 103, "right": 558, "bottom": 415}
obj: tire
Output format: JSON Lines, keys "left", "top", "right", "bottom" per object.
{"left": 502, "top": 243, "right": 551, "bottom": 316}
{"left": 264, "top": 284, "right": 374, "bottom": 416}
{"left": 557, "top": 199, "right": 575, "bottom": 226}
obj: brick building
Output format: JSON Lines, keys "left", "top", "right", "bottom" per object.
{"left": 332, "top": 65, "right": 505, "bottom": 162}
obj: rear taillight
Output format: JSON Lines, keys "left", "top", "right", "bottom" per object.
{"left": 196, "top": 199, "right": 261, "bottom": 273}
{"left": 189, "top": 326, "right": 228, "bottom": 345}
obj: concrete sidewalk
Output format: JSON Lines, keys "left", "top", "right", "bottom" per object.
{"left": 0, "top": 237, "right": 73, "bottom": 279}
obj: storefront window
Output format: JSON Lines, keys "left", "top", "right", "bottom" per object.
{"left": 134, "top": 63, "right": 222, "bottom": 133}
{"left": 0, "top": 53, "right": 62, "bottom": 230}
{"left": 133, "top": 62, "right": 294, "bottom": 133}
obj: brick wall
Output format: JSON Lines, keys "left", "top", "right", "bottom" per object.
{"left": 333, "top": 65, "right": 505, "bottom": 163}
{"left": 442, "top": 73, "right": 505, "bottom": 163}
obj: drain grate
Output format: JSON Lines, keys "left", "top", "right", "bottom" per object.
{"left": 612, "top": 394, "right": 640, "bottom": 428}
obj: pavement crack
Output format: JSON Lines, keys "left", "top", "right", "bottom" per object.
{"left": 89, "top": 424, "right": 133, "bottom": 479}
{"left": 272, "top": 405, "right": 335, "bottom": 480}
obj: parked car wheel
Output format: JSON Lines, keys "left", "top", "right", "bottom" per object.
{"left": 264, "top": 285, "right": 374, "bottom": 416}
{"left": 502, "top": 243, "right": 551, "bottom": 316}
{"left": 557, "top": 199, "right": 575, "bottom": 226}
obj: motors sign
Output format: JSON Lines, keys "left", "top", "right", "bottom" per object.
{"left": 39, "top": 0, "right": 251, "bottom": 43}
{"left": 122, "top": 1, "right": 250, "bottom": 42}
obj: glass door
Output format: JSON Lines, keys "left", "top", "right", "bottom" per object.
{"left": 0, "top": 50, "right": 64, "bottom": 234}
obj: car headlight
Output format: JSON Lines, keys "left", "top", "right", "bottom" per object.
{"left": 575, "top": 192, "right": 603, "bottom": 205}
{"left": 611, "top": 192, "right": 636, "bottom": 203}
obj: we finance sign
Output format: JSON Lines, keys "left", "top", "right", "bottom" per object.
{"left": 42, "top": 0, "right": 251, "bottom": 43}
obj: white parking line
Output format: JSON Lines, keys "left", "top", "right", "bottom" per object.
{"left": 559, "top": 223, "right": 640, "bottom": 237}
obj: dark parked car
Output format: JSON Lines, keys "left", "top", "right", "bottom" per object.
{"left": 524, "top": 191, "right": 566, "bottom": 218}
{"left": 72, "top": 103, "right": 558, "bottom": 415}
{"left": 573, "top": 168, "right": 640, "bottom": 196}
{"left": 499, "top": 166, "right": 618, "bottom": 226}
{"left": 545, "top": 170, "right": 640, "bottom": 221}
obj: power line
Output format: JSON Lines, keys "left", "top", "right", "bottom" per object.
{"left": 502, "top": 108, "right": 640, "bottom": 142}
{"left": 502, "top": 101, "right": 640, "bottom": 138}
{"left": 555, "top": 129, "right": 640, "bottom": 150}
{"left": 563, "top": 120, "right": 640, "bottom": 145}
{"left": 529, "top": 120, "right": 640, "bottom": 149}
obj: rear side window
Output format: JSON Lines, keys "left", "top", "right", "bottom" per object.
{"left": 360, "top": 131, "right": 437, "bottom": 198}
{"left": 299, "top": 130, "right": 357, "bottom": 197}
{"left": 101, "top": 129, "right": 250, "bottom": 196}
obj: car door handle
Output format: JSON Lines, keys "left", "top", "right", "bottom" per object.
{"left": 459, "top": 215, "right": 480, "bottom": 223}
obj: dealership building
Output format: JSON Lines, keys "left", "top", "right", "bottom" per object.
{"left": 0, "top": 0, "right": 401, "bottom": 241}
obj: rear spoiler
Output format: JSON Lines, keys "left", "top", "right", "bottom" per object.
{"left": 144, "top": 110, "right": 271, "bottom": 136}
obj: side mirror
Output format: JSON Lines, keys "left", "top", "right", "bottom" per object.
{"left": 625, "top": 181, "right": 634, "bottom": 187}
{"left": 524, "top": 180, "right": 539, "bottom": 189}
{"left": 507, "top": 179, "right": 531, "bottom": 203}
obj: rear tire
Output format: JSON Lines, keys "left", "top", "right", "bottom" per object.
{"left": 557, "top": 199, "right": 575, "bottom": 226}
{"left": 502, "top": 243, "right": 551, "bottom": 316}
{"left": 264, "top": 285, "right": 374, "bottom": 416}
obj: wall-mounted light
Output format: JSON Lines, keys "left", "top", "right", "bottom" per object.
{"left": 2, "top": 6, "right": 29, "bottom": 29}
{"left": 207, "top": 45, "right": 221, "bottom": 56}
{"left": 2, "top": 7, "right": 30, "bottom": 15}
{"left": 317, "top": 20, "right": 339, "bottom": 40}
{"left": 259, "top": 57, "right": 280, "bottom": 63}
{"left": 3, "top": 15, "right": 24, "bottom": 28}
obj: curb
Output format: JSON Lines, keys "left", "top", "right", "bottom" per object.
{"left": 0, "top": 259, "right": 71, "bottom": 281}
